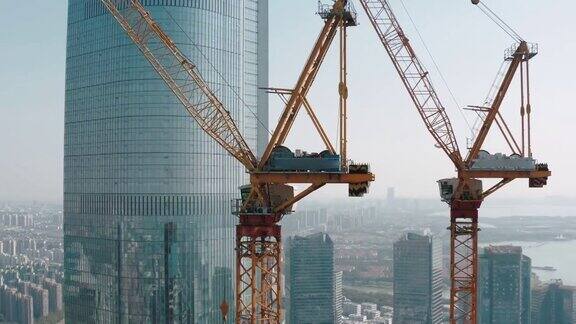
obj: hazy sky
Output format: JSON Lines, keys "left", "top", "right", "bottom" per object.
{"left": 0, "top": 1, "right": 573, "bottom": 203}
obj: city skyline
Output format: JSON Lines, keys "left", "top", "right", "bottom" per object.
{"left": 1, "top": 0, "right": 574, "bottom": 202}
{"left": 2, "top": 198, "right": 576, "bottom": 323}
{"left": 0, "top": 1, "right": 574, "bottom": 323}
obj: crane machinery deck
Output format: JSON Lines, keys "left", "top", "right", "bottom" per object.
{"left": 99, "top": 0, "right": 371, "bottom": 322}
{"left": 357, "top": 0, "right": 550, "bottom": 323}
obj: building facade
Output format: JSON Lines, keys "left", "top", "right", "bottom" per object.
{"left": 531, "top": 279, "right": 576, "bottom": 324}
{"left": 393, "top": 232, "right": 443, "bottom": 324}
{"left": 478, "top": 246, "right": 531, "bottom": 324}
{"left": 287, "top": 233, "right": 342, "bottom": 324}
{"left": 64, "top": 1, "right": 268, "bottom": 322}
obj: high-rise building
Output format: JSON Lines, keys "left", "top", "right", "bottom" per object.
{"left": 64, "top": 1, "right": 268, "bottom": 322}
{"left": 30, "top": 284, "right": 49, "bottom": 318}
{"left": 20, "top": 294, "right": 34, "bottom": 324}
{"left": 393, "top": 232, "right": 443, "bottom": 324}
{"left": 386, "top": 187, "right": 395, "bottom": 202}
{"left": 531, "top": 279, "right": 576, "bottom": 324}
{"left": 343, "top": 301, "right": 361, "bottom": 317}
{"left": 334, "top": 270, "right": 343, "bottom": 323}
{"left": 478, "top": 245, "right": 531, "bottom": 324}
{"left": 42, "top": 279, "right": 63, "bottom": 313}
{"left": 288, "top": 233, "right": 342, "bottom": 324}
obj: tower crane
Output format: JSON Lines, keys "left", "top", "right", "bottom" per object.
{"left": 358, "top": 0, "right": 550, "bottom": 323}
{"left": 99, "top": 0, "right": 372, "bottom": 322}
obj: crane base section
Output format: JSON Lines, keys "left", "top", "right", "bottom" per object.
{"left": 450, "top": 200, "right": 481, "bottom": 324}
{"left": 236, "top": 215, "right": 282, "bottom": 324}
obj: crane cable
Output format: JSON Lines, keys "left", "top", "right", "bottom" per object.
{"left": 475, "top": 1, "right": 524, "bottom": 42}
{"left": 162, "top": 8, "right": 273, "bottom": 137}
{"left": 398, "top": 0, "right": 473, "bottom": 132}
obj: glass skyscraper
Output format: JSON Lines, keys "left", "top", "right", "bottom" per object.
{"left": 531, "top": 279, "right": 576, "bottom": 324}
{"left": 64, "top": 1, "right": 268, "bottom": 323}
{"left": 286, "top": 233, "right": 343, "bottom": 324}
{"left": 393, "top": 232, "right": 443, "bottom": 324}
{"left": 478, "top": 245, "right": 532, "bottom": 324}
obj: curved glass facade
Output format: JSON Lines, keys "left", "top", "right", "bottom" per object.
{"left": 63, "top": 1, "right": 268, "bottom": 323}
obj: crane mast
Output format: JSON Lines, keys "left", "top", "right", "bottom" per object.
{"left": 358, "top": 0, "right": 550, "bottom": 323}
{"left": 100, "top": 0, "right": 372, "bottom": 323}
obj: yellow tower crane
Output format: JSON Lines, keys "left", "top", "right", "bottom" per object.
{"left": 358, "top": 0, "right": 550, "bottom": 323}
{"left": 99, "top": 0, "right": 373, "bottom": 322}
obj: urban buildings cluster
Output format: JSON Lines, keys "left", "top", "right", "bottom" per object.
{"left": 342, "top": 301, "right": 393, "bottom": 323}
{"left": 531, "top": 279, "right": 576, "bottom": 323}
{"left": 477, "top": 245, "right": 576, "bottom": 324}
{"left": 0, "top": 206, "right": 64, "bottom": 270}
{"left": 283, "top": 201, "right": 576, "bottom": 324}
{"left": 0, "top": 203, "right": 64, "bottom": 323}
{"left": 0, "top": 270, "right": 63, "bottom": 324}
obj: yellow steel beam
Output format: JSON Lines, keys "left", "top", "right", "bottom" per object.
{"left": 259, "top": 0, "right": 345, "bottom": 168}
{"left": 273, "top": 183, "right": 326, "bottom": 213}
{"left": 466, "top": 42, "right": 528, "bottom": 166}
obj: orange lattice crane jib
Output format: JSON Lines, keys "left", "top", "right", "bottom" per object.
{"left": 358, "top": 0, "right": 550, "bottom": 323}
{"left": 99, "top": 0, "right": 373, "bottom": 323}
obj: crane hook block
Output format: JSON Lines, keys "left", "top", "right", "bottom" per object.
{"left": 471, "top": 0, "right": 480, "bottom": 5}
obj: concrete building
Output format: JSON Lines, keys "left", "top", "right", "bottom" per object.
{"left": 335, "top": 270, "right": 344, "bottom": 323}
{"left": 393, "top": 232, "right": 443, "bottom": 324}
{"left": 343, "top": 301, "right": 361, "bottom": 317}
{"left": 531, "top": 279, "right": 576, "bottom": 324}
{"left": 288, "top": 233, "right": 342, "bottom": 324}
{"left": 20, "top": 294, "right": 34, "bottom": 324}
{"left": 478, "top": 245, "right": 531, "bottom": 324}
{"left": 64, "top": 0, "right": 268, "bottom": 322}
{"left": 2, "top": 239, "right": 16, "bottom": 256}
{"left": 30, "top": 284, "right": 49, "bottom": 318}
{"left": 0, "top": 285, "right": 33, "bottom": 324}
{"left": 43, "top": 279, "right": 63, "bottom": 312}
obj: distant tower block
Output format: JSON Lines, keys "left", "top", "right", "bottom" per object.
{"left": 387, "top": 187, "right": 395, "bottom": 202}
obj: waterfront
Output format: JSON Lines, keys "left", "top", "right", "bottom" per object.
{"left": 485, "top": 240, "right": 576, "bottom": 285}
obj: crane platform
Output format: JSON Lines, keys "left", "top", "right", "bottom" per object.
{"left": 318, "top": 1, "right": 359, "bottom": 26}
{"left": 461, "top": 168, "right": 550, "bottom": 179}
{"left": 250, "top": 171, "right": 374, "bottom": 184}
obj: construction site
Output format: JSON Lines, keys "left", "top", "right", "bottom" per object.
{"left": 0, "top": 0, "right": 553, "bottom": 323}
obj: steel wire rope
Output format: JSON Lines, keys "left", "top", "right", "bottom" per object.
{"left": 398, "top": 0, "right": 473, "bottom": 133}
{"left": 161, "top": 7, "right": 273, "bottom": 138}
